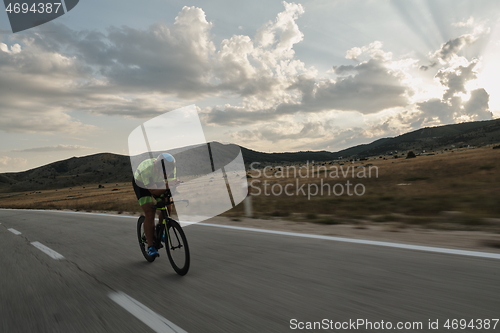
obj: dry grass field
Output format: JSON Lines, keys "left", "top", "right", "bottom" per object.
{"left": 1, "top": 145, "right": 499, "bottom": 232}
{"left": 246, "top": 146, "right": 500, "bottom": 215}
{"left": 0, "top": 182, "right": 137, "bottom": 213}
{"left": 239, "top": 145, "right": 500, "bottom": 231}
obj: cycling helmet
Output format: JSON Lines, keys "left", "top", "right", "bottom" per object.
{"left": 155, "top": 153, "right": 176, "bottom": 177}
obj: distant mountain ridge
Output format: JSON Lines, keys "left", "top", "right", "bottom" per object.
{"left": 337, "top": 118, "right": 500, "bottom": 158}
{"left": 1, "top": 118, "right": 499, "bottom": 192}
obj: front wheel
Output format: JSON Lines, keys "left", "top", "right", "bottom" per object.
{"left": 165, "top": 219, "right": 190, "bottom": 275}
{"left": 137, "top": 216, "right": 156, "bottom": 262}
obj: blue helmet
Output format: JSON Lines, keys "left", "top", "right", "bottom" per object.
{"left": 155, "top": 153, "right": 176, "bottom": 176}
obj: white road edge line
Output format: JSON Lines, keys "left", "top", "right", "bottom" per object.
{"left": 109, "top": 291, "right": 187, "bottom": 333}
{"left": 194, "top": 223, "right": 500, "bottom": 260}
{"left": 8, "top": 228, "right": 22, "bottom": 235}
{"left": 2, "top": 208, "right": 500, "bottom": 260}
{"left": 31, "top": 241, "right": 65, "bottom": 260}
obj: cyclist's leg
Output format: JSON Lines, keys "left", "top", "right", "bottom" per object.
{"left": 141, "top": 202, "right": 156, "bottom": 248}
{"left": 133, "top": 178, "right": 156, "bottom": 249}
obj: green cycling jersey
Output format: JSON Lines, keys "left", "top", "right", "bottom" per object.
{"left": 134, "top": 158, "right": 177, "bottom": 188}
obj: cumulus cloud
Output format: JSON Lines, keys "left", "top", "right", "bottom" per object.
{"left": 375, "top": 21, "right": 494, "bottom": 132}
{"left": 206, "top": 12, "right": 495, "bottom": 153}
{"left": 0, "top": 2, "right": 413, "bottom": 134}
{"left": 429, "top": 24, "right": 489, "bottom": 65}
{"left": 229, "top": 117, "right": 381, "bottom": 153}
{"left": 417, "top": 98, "right": 456, "bottom": 124}
{"left": 415, "top": 54, "right": 492, "bottom": 124}
{"left": 22, "top": 7, "right": 216, "bottom": 96}
{"left": 211, "top": 0, "right": 312, "bottom": 108}
{"left": 1, "top": 2, "right": 315, "bottom": 126}
{"left": 436, "top": 59, "right": 479, "bottom": 100}
{"left": 0, "top": 5, "right": 219, "bottom": 131}
{"left": 101, "top": 7, "right": 216, "bottom": 98}
{"left": 229, "top": 119, "right": 333, "bottom": 151}
{"left": 0, "top": 3, "right": 495, "bottom": 153}
{"left": 416, "top": 88, "right": 492, "bottom": 125}
{"left": 315, "top": 58, "right": 409, "bottom": 113}
{"left": 0, "top": 40, "right": 95, "bottom": 133}
{"left": 223, "top": 15, "right": 494, "bottom": 151}
{"left": 432, "top": 34, "right": 478, "bottom": 63}
{"left": 204, "top": 40, "right": 412, "bottom": 126}
{"left": 452, "top": 17, "right": 475, "bottom": 28}
{"left": 0, "top": 156, "right": 27, "bottom": 171}
{"left": 463, "top": 88, "right": 492, "bottom": 121}
{"left": 294, "top": 60, "right": 408, "bottom": 114}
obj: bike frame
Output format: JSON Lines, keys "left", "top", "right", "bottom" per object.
{"left": 153, "top": 199, "right": 182, "bottom": 252}
{"left": 138, "top": 195, "right": 190, "bottom": 275}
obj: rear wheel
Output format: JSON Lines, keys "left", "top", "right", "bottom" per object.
{"left": 137, "top": 216, "right": 156, "bottom": 262}
{"left": 165, "top": 219, "right": 190, "bottom": 275}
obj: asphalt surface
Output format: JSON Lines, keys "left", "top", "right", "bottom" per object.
{"left": 1, "top": 209, "right": 499, "bottom": 333}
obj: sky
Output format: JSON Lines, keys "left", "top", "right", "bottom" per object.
{"left": 0, "top": 0, "right": 499, "bottom": 172}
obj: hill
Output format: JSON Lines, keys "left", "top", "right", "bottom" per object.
{"left": 0, "top": 153, "right": 131, "bottom": 192}
{"left": 0, "top": 142, "right": 343, "bottom": 192}
{"left": 1, "top": 118, "right": 499, "bottom": 192}
{"left": 337, "top": 118, "right": 500, "bottom": 158}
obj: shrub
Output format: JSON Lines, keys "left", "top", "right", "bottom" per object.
{"left": 314, "top": 218, "right": 341, "bottom": 225}
{"left": 270, "top": 210, "right": 290, "bottom": 217}
{"left": 406, "top": 151, "right": 416, "bottom": 159}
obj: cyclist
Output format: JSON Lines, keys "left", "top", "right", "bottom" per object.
{"left": 132, "top": 153, "right": 180, "bottom": 257}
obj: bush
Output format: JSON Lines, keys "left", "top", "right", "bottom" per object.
{"left": 270, "top": 210, "right": 289, "bottom": 217}
{"left": 406, "top": 151, "right": 416, "bottom": 159}
{"left": 314, "top": 218, "right": 341, "bottom": 225}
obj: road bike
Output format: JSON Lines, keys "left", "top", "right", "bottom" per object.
{"left": 137, "top": 196, "right": 190, "bottom": 276}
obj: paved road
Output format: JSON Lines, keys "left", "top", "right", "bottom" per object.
{"left": 1, "top": 209, "right": 499, "bottom": 332}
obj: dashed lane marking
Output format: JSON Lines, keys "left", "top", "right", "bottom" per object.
{"left": 109, "top": 291, "right": 188, "bottom": 333}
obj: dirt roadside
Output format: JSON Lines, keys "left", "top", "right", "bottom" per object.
{"left": 66, "top": 209, "right": 500, "bottom": 254}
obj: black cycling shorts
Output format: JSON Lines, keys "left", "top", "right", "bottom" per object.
{"left": 132, "top": 177, "right": 171, "bottom": 206}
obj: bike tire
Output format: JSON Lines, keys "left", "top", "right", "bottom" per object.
{"left": 165, "top": 219, "right": 190, "bottom": 275}
{"left": 137, "top": 215, "right": 156, "bottom": 262}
